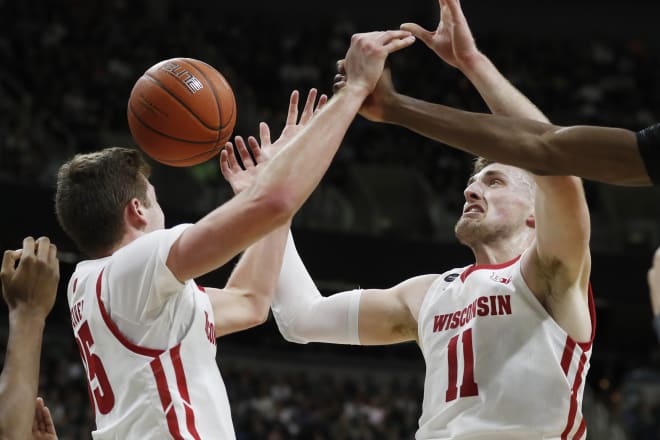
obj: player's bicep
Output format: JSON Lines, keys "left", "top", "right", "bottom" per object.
{"left": 358, "top": 275, "right": 438, "bottom": 345}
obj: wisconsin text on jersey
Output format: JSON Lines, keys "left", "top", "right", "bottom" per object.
{"left": 433, "top": 293, "right": 512, "bottom": 333}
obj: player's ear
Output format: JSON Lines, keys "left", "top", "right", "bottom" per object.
{"left": 125, "top": 198, "right": 148, "bottom": 229}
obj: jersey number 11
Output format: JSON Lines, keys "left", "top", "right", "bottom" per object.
{"left": 445, "top": 328, "right": 479, "bottom": 402}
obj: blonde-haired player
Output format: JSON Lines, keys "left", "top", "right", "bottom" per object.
{"left": 269, "top": 1, "right": 594, "bottom": 438}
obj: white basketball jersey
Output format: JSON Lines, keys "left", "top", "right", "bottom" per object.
{"left": 416, "top": 254, "right": 595, "bottom": 440}
{"left": 67, "top": 231, "right": 235, "bottom": 439}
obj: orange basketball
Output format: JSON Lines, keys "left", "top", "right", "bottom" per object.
{"left": 127, "top": 57, "right": 237, "bottom": 167}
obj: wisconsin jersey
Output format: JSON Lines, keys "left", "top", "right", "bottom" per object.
{"left": 416, "top": 253, "right": 595, "bottom": 440}
{"left": 67, "top": 226, "right": 235, "bottom": 439}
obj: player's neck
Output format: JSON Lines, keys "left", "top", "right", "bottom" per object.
{"left": 469, "top": 240, "right": 530, "bottom": 266}
{"left": 99, "top": 230, "right": 145, "bottom": 258}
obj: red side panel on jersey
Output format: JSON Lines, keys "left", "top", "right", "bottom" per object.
{"left": 171, "top": 345, "right": 201, "bottom": 440}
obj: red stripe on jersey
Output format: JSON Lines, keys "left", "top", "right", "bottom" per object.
{"left": 560, "top": 352, "right": 588, "bottom": 440}
{"left": 96, "top": 270, "right": 163, "bottom": 357}
{"left": 560, "top": 336, "right": 576, "bottom": 376}
{"left": 151, "top": 357, "right": 184, "bottom": 440}
{"left": 573, "top": 419, "right": 587, "bottom": 439}
{"left": 459, "top": 255, "right": 522, "bottom": 282}
{"left": 171, "top": 345, "right": 201, "bottom": 440}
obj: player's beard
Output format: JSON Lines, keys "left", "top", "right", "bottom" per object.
{"left": 454, "top": 216, "right": 516, "bottom": 248}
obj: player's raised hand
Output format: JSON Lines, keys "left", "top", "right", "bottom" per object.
{"left": 31, "top": 397, "right": 58, "bottom": 440}
{"left": 220, "top": 89, "right": 328, "bottom": 195}
{"left": 1, "top": 236, "right": 59, "bottom": 319}
{"left": 649, "top": 247, "right": 660, "bottom": 316}
{"left": 267, "top": 88, "right": 328, "bottom": 158}
{"left": 342, "top": 30, "right": 415, "bottom": 96}
{"left": 401, "top": 0, "right": 479, "bottom": 69}
{"left": 220, "top": 136, "right": 263, "bottom": 195}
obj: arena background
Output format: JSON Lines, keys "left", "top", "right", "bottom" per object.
{"left": 1, "top": 0, "right": 659, "bottom": 438}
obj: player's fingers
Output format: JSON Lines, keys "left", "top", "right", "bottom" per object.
{"left": 383, "top": 34, "right": 416, "bottom": 54}
{"left": 400, "top": 23, "right": 432, "bottom": 46}
{"left": 36, "top": 236, "right": 51, "bottom": 262}
{"left": 228, "top": 140, "right": 242, "bottom": 169}
{"left": 248, "top": 136, "right": 265, "bottom": 164}
{"left": 35, "top": 397, "right": 45, "bottom": 430}
{"left": 259, "top": 122, "right": 272, "bottom": 147}
{"left": 20, "top": 236, "right": 35, "bottom": 262}
{"left": 1, "top": 249, "right": 20, "bottom": 280}
{"left": 333, "top": 80, "right": 347, "bottom": 95}
{"left": 219, "top": 147, "right": 232, "bottom": 178}
{"left": 316, "top": 94, "right": 328, "bottom": 113}
{"left": 377, "top": 29, "right": 413, "bottom": 44}
{"left": 235, "top": 135, "right": 254, "bottom": 168}
{"left": 286, "top": 90, "right": 300, "bottom": 126}
{"left": 49, "top": 244, "right": 60, "bottom": 280}
{"left": 299, "top": 88, "right": 318, "bottom": 125}
{"left": 42, "top": 405, "right": 55, "bottom": 432}
{"left": 336, "top": 59, "right": 346, "bottom": 75}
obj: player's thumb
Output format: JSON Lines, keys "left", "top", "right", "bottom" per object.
{"left": 400, "top": 23, "right": 430, "bottom": 45}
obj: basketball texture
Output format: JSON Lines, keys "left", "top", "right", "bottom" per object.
{"left": 127, "top": 58, "right": 237, "bottom": 167}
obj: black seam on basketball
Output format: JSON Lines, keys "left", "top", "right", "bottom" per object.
{"left": 185, "top": 59, "right": 235, "bottom": 132}
{"left": 183, "top": 59, "right": 223, "bottom": 146}
{"left": 143, "top": 72, "right": 221, "bottom": 131}
{"left": 128, "top": 104, "right": 217, "bottom": 144}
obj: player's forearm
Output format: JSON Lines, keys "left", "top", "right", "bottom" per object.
{"left": 225, "top": 221, "right": 292, "bottom": 319}
{"left": 272, "top": 233, "right": 361, "bottom": 345}
{"left": 384, "top": 94, "right": 553, "bottom": 170}
{"left": 384, "top": 95, "right": 649, "bottom": 185}
{"left": 0, "top": 312, "right": 45, "bottom": 439}
{"left": 460, "top": 52, "right": 549, "bottom": 123}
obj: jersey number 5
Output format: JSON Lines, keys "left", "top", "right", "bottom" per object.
{"left": 445, "top": 328, "right": 479, "bottom": 402}
{"left": 75, "top": 321, "right": 116, "bottom": 414}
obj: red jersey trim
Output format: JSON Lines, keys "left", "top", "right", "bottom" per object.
{"left": 560, "top": 350, "right": 588, "bottom": 440}
{"left": 171, "top": 345, "right": 201, "bottom": 440}
{"left": 459, "top": 255, "right": 522, "bottom": 282}
{"left": 151, "top": 356, "right": 184, "bottom": 439}
{"left": 95, "top": 269, "right": 164, "bottom": 357}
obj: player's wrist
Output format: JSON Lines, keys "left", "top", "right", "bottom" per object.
{"left": 340, "top": 82, "right": 372, "bottom": 100}
{"left": 9, "top": 308, "right": 47, "bottom": 330}
{"left": 456, "top": 50, "right": 489, "bottom": 73}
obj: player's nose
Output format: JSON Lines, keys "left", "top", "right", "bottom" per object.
{"left": 463, "top": 181, "right": 483, "bottom": 201}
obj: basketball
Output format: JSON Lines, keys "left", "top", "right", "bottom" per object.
{"left": 127, "top": 57, "right": 237, "bottom": 167}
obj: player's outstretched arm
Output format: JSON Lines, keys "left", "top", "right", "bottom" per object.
{"left": 167, "top": 30, "right": 416, "bottom": 283}
{"left": 649, "top": 247, "right": 660, "bottom": 342}
{"left": 402, "top": 0, "right": 547, "bottom": 121}
{"left": 272, "top": 232, "right": 436, "bottom": 346}
{"left": 0, "top": 237, "right": 59, "bottom": 440}
{"left": 335, "top": 68, "right": 651, "bottom": 186}
{"left": 208, "top": 90, "right": 326, "bottom": 337}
